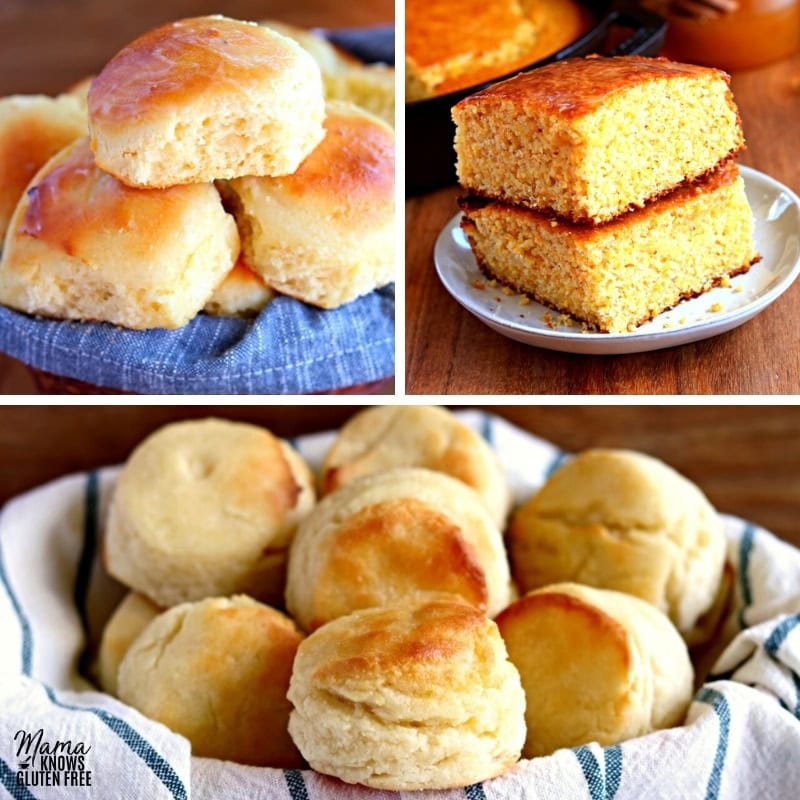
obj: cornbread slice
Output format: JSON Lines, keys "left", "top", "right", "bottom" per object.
{"left": 406, "top": 0, "right": 539, "bottom": 101}
{"left": 453, "top": 56, "right": 744, "bottom": 223}
{"left": 459, "top": 161, "right": 759, "bottom": 333}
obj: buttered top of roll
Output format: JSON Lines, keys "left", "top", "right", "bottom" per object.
{"left": 89, "top": 16, "right": 313, "bottom": 126}
{"left": 231, "top": 101, "right": 393, "bottom": 219}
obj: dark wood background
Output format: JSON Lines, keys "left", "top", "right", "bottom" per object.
{"left": 1, "top": 405, "right": 797, "bottom": 548}
{"left": 406, "top": 52, "right": 800, "bottom": 395}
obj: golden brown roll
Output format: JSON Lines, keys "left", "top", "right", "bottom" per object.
{"left": 0, "top": 94, "right": 86, "bottom": 246}
{"left": 496, "top": 583, "right": 693, "bottom": 757}
{"left": 203, "top": 258, "right": 275, "bottom": 317}
{"left": 95, "top": 592, "right": 160, "bottom": 697}
{"left": 261, "top": 21, "right": 394, "bottom": 126}
{"left": 287, "top": 595, "right": 525, "bottom": 789}
{"left": 105, "top": 418, "right": 315, "bottom": 608}
{"left": 508, "top": 448, "right": 726, "bottom": 637}
{"left": 0, "top": 138, "right": 239, "bottom": 329}
{"left": 224, "top": 101, "right": 394, "bottom": 309}
{"left": 285, "top": 467, "right": 511, "bottom": 632}
{"left": 118, "top": 596, "right": 304, "bottom": 767}
{"left": 88, "top": 16, "right": 325, "bottom": 187}
{"left": 321, "top": 405, "right": 510, "bottom": 527}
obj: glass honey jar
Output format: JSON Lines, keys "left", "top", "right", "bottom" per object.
{"left": 663, "top": 0, "right": 800, "bottom": 70}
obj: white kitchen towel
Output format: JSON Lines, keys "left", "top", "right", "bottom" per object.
{"left": 0, "top": 411, "right": 798, "bottom": 799}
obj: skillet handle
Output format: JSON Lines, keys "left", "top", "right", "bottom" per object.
{"left": 606, "top": 1, "right": 668, "bottom": 56}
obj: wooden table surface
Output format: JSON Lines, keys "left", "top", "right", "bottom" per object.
{"left": 406, "top": 52, "right": 800, "bottom": 395}
{"left": 1, "top": 405, "right": 797, "bottom": 548}
{"left": 0, "top": 0, "right": 393, "bottom": 394}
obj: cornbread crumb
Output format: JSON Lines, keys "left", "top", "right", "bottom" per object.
{"left": 473, "top": 280, "right": 485, "bottom": 290}
{"left": 734, "top": 285, "right": 744, "bottom": 293}
{"left": 720, "top": 275, "right": 731, "bottom": 288}
{"left": 502, "top": 286, "right": 514, "bottom": 296}
{"left": 460, "top": 161, "right": 758, "bottom": 333}
{"left": 519, "top": 295, "right": 531, "bottom": 306}
{"left": 453, "top": 56, "right": 744, "bottom": 223}
{"left": 488, "top": 279, "right": 498, "bottom": 288}
{"left": 709, "top": 302, "right": 724, "bottom": 312}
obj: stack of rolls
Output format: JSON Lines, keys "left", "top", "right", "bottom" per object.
{"left": 0, "top": 16, "right": 394, "bottom": 330}
{"left": 94, "top": 408, "right": 731, "bottom": 789}
{"left": 453, "top": 55, "right": 759, "bottom": 333}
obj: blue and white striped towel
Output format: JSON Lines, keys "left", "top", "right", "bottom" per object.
{"left": 1, "top": 412, "right": 799, "bottom": 799}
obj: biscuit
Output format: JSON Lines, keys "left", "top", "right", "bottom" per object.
{"left": 95, "top": 592, "right": 160, "bottom": 696}
{"left": 0, "top": 138, "right": 239, "bottom": 329}
{"left": 453, "top": 56, "right": 743, "bottom": 224}
{"left": 203, "top": 258, "right": 275, "bottom": 317}
{"left": 285, "top": 467, "right": 511, "bottom": 631}
{"left": 0, "top": 94, "right": 86, "bottom": 247}
{"left": 322, "top": 405, "right": 510, "bottom": 527}
{"left": 496, "top": 583, "right": 693, "bottom": 757}
{"left": 508, "top": 448, "right": 726, "bottom": 636}
{"left": 88, "top": 16, "right": 325, "bottom": 187}
{"left": 118, "top": 596, "right": 304, "bottom": 767}
{"left": 105, "top": 418, "right": 315, "bottom": 608}
{"left": 224, "top": 101, "right": 394, "bottom": 309}
{"left": 287, "top": 595, "right": 525, "bottom": 789}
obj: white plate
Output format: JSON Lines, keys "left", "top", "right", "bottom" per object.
{"left": 434, "top": 166, "right": 800, "bottom": 354}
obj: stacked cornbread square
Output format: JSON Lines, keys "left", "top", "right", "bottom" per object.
{"left": 453, "top": 56, "right": 759, "bottom": 333}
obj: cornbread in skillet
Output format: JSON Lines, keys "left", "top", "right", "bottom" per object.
{"left": 287, "top": 595, "right": 526, "bottom": 790}
{"left": 225, "top": 101, "right": 394, "bottom": 309}
{"left": 321, "top": 405, "right": 511, "bottom": 527}
{"left": 453, "top": 55, "right": 744, "bottom": 223}
{"left": 105, "top": 419, "right": 315, "bottom": 608}
{"left": 0, "top": 94, "right": 86, "bottom": 246}
{"left": 285, "top": 467, "right": 511, "bottom": 631}
{"left": 496, "top": 583, "right": 693, "bottom": 757}
{"left": 0, "top": 138, "right": 239, "bottom": 330}
{"left": 118, "top": 596, "right": 305, "bottom": 767}
{"left": 88, "top": 15, "right": 325, "bottom": 187}
{"left": 460, "top": 160, "right": 758, "bottom": 333}
{"left": 96, "top": 592, "right": 160, "bottom": 697}
{"left": 203, "top": 258, "right": 275, "bottom": 317}
{"left": 508, "top": 449, "right": 727, "bottom": 637}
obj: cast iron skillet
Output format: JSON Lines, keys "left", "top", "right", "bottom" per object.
{"left": 406, "top": 0, "right": 667, "bottom": 194}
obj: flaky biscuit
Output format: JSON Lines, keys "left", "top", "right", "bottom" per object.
{"left": 105, "top": 418, "right": 315, "bottom": 608}
{"left": 509, "top": 449, "right": 726, "bottom": 637}
{"left": 322, "top": 405, "right": 511, "bottom": 527}
{"left": 118, "top": 596, "right": 304, "bottom": 767}
{"left": 496, "top": 583, "right": 693, "bottom": 757}
{"left": 88, "top": 16, "right": 325, "bottom": 187}
{"left": 287, "top": 595, "right": 525, "bottom": 789}
{"left": 285, "top": 467, "right": 512, "bottom": 631}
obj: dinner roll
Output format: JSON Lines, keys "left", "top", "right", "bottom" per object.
{"left": 88, "top": 16, "right": 325, "bottom": 187}
{"left": 321, "top": 405, "right": 511, "bottom": 527}
{"left": 496, "top": 583, "right": 693, "bottom": 757}
{"left": 96, "top": 592, "right": 160, "bottom": 696}
{"left": 105, "top": 418, "right": 315, "bottom": 608}
{"left": 203, "top": 258, "right": 275, "bottom": 317}
{"left": 285, "top": 468, "right": 511, "bottom": 631}
{"left": 0, "top": 138, "right": 239, "bottom": 329}
{"left": 260, "top": 21, "right": 395, "bottom": 126}
{"left": 224, "top": 101, "right": 394, "bottom": 309}
{"left": 118, "top": 596, "right": 304, "bottom": 767}
{"left": 508, "top": 449, "right": 726, "bottom": 637}
{"left": 0, "top": 94, "right": 86, "bottom": 247}
{"left": 287, "top": 595, "right": 525, "bottom": 789}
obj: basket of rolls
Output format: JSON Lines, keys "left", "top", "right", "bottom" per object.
{"left": 0, "top": 16, "right": 395, "bottom": 394}
{"left": 1, "top": 407, "right": 799, "bottom": 798}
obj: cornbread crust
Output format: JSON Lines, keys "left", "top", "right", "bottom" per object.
{"left": 287, "top": 596, "right": 526, "bottom": 790}
{"left": 453, "top": 55, "right": 744, "bottom": 223}
{"left": 496, "top": 583, "right": 693, "bottom": 757}
{"left": 460, "top": 161, "right": 759, "bottom": 333}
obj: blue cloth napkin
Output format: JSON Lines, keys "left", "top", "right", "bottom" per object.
{"left": 0, "top": 25, "right": 395, "bottom": 395}
{"left": 0, "top": 287, "right": 394, "bottom": 394}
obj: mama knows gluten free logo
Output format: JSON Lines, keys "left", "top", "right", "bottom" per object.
{"left": 14, "top": 728, "right": 92, "bottom": 788}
